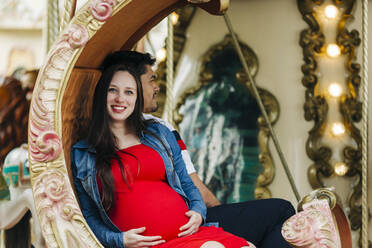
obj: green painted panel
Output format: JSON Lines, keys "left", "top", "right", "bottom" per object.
{"left": 179, "top": 47, "right": 262, "bottom": 203}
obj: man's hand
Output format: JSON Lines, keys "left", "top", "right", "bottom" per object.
{"left": 178, "top": 210, "right": 202, "bottom": 237}
{"left": 123, "top": 227, "right": 165, "bottom": 248}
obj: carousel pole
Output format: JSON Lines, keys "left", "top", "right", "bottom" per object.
{"left": 0, "top": 229, "right": 3, "bottom": 248}
{"left": 361, "top": 0, "right": 369, "bottom": 247}
{"left": 60, "top": 0, "right": 77, "bottom": 32}
{"left": 222, "top": 13, "right": 301, "bottom": 202}
{"left": 46, "top": 0, "right": 60, "bottom": 52}
{"left": 165, "top": 15, "right": 175, "bottom": 126}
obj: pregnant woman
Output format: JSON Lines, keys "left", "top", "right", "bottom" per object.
{"left": 71, "top": 63, "right": 252, "bottom": 248}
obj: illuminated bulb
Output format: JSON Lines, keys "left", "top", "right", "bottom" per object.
{"left": 331, "top": 122, "right": 345, "bottom": 136}
{"left": 328, "top": 83, "right": 342, "bottom": 97}
{"left": 170, "top": 12, "right": 179, "bottom": 25}
{"left": 156, "top": 48, "right": 166, "bottom": 62}
{"left": 326, "top": 44, "right": 341, "bottom": 58}
{"left": 334, "top": 162, "right": 348, "bottom": 176}
{"left": 324, "top": 5, "right": 338, "bottom": 19}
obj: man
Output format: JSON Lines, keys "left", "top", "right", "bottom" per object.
{"left": 101, "top": 51, "right": 295, "bottom": 247}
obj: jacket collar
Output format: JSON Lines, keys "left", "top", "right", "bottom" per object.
{"left": 72, "top": 139, "right": 96, "bottom": 153}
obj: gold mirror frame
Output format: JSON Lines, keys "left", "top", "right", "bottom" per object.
{"left": 174, "top": 34, "right": 280, "bottom": 199}
{"left": 27, "top": 0, "right": 228, "bottom": 247}
{"left": 297, "top": 0, "right": 368, "bottom": 245}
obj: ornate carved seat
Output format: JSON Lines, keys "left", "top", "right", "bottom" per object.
{"left": 19, "top": 0, "right": 353, "bottom": 247}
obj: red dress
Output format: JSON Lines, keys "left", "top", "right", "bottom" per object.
{"left": 101, "top": 144, "right": 249, "bottom": 247}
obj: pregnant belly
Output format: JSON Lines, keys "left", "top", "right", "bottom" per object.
{"left": 110, "top": 181, "right": 190, "bottom": 241}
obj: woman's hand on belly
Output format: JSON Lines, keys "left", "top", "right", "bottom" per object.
{"left": 177, "top": 210, "right": 203, "bottom": 238}
{"left": 123, "top": 227, "right": 165, "bottom": 247}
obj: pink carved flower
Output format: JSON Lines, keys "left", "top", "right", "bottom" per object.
{"left": 45, "top": 178, "right": 65, "bottom": 202}
{"left": 34, "top": 169, "right": 82, "bottom": 228}
{"left": 59, "top": 196, "right": 80, "bottom": 221}
{"left": 292, "top": 215, "right": 307, "bottom": 231}
{"left": 31, "top": 130, "right": 62, "bottom": 162}
{"left": 43, "top": 171, "right": 67, "bottom": 202}
{"left": 63, "top": 24, "right": 89, "bottom": 49}
{"left": 313, "top": 229, "right": 323, "bottom": 242}
{"left": 34, "top": 170, "right": 67, "bottom": 221}
{"left": 90, "top": 0, "right": 117, "bottom": 21}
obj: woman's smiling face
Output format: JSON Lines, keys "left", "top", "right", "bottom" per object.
{"left": 106, "top": 70, "right": 137, "bottom": 125}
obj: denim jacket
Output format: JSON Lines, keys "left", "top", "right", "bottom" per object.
{"left": 71, "top": 122, "right": 207, "bottom": 248}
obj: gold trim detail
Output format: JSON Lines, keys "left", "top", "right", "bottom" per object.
{"left": 298, "top": 1, "right": 369, "bottom": 246}
{"left": 174, "top": 34, "right": 280, "bottom": 199}
{"left": 298, "top": 0, "right": 330, "bottom": 189}
{"left": 298, "top": 188, "right": 337, "bottom": 212}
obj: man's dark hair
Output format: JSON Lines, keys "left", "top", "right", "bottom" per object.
{"left": 100, "top": 51, "right": 156, "bottom": 76}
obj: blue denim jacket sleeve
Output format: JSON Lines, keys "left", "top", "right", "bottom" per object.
{"left": 158, "top": 124, "right": 207, "bottom": 221}
{"left": 71, "top": 148, "right": 125, "bottom": 248}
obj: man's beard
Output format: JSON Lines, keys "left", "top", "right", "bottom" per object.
{"left": 144, "top": 103, "right": 158, "bottom": 113}
{"left": 150, "top": 104, "right": 158, "bottom": 113}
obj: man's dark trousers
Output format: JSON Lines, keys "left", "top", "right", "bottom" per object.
{"left": 206, "top": 198, "right": 295, "bottom": 247}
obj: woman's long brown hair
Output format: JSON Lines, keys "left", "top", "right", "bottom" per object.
{"left": 87, "top": 64, "right": 149, "bottom": 212}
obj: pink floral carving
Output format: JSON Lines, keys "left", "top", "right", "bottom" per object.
{"left": 34, "top": 170, "right": 67, "bottom": 221}
{"left": 62, "top": 24, "right": 89, "bottom": 49}
{"left": 281, "top": 199, "right": 340, "bottom": 248}
{"left": 28, "top": 92, "right": 62, "bottom": 163}
{"left": 29, "top": 130, "right": 62, "bottom": 162}
{"left": 34, "top": 170, "right": 80, "bottom": 224}
{"left": 90, "top": 0, "right": 117, "bottom": 21}
{"left": 44, "top": 174, "right": 66, "bottom": 201}
{"left": 58, "top": 197, "right": 79, "bottom": 221}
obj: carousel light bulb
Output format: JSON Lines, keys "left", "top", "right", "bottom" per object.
{"left": 334, "top": 162, "right": 348, "bottom": 176}
{"left": 170, "top": 12, "right": 179, "bottom": 25}
{"left": 326, "top": 44, "right": 341, "bottom": 58}
{"left": 331, "top": 122, "right": 345, "bottom": 136}
{"left": 328, "top": 83, "right": 342, "bottom": 97}
{"left": 156, "top": 48, "right": 166, "bottom": 62}
{"left": 324, "top": 5, "right": 338, "bottom": 19}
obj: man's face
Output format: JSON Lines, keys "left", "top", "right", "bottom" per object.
{"left": 141, "top": 65, "right": 160, "bottom": 113}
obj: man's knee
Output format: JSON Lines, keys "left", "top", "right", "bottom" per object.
{"left": 263, "top": 198, "right": 296, "bottom": 226}
{"left": 273, "top": 199, "right": 296, "bottom": 218}
{"left": 200, "top": 241, "right": 225, "bottom": 248}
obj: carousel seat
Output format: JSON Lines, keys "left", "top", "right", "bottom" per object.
{"left": 23, "top": 0, "right": 355, "bottom": 247}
